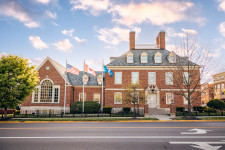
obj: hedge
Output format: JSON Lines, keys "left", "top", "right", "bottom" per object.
{"left": 176, "top": 107, "right": 184, "bottom": 112}
{"left": 193, "top": 106, "right": 204, "bottom": 113}
{"left": 103, "top": 106, "right": 112, "bottom": 113}
{"left": 123, "top": 107, "right": 131, "bottom": 113}
{"left": 70, "top": 101, "right": 100, "bottom": 114}
{"left": 207, "top": 99, "right": 225, "bottom": 111}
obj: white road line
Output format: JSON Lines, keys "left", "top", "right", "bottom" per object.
{"left": 0, "top": 136, "right": 225, "bottom": 139}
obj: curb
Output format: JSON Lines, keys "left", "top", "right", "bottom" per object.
{"left": 1, "top": 120, "right": 225, "bottom": 123}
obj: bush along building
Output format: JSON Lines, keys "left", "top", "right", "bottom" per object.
{"left": 21, "top": 31, "right": 201, "bottom": 114}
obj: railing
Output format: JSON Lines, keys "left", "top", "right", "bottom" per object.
{"left": 176, "top": 111, "right": 224, "bottom": 116}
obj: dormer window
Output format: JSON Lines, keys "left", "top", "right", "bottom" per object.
{"left": 127, "top": 52, "right": 134, "bottom": 63}
{"left": 168, "top": 51, "right": 176, "bottom": 63}
{"left": 82, "top": 74, "right": 89, "bottom": 85}
{"left": 141, "top": 52, "right": 148, "bottom": 63}
{"left": 97, "top": 74, "right": 103, "bottom": 85}
{"left": 154, "top": 52, "right": 162, "bottom": 63}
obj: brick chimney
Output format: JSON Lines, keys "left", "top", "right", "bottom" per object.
{"left": 129, "top": 31, "right": 135, "bottom": 50}
{"left": 156, "top": 31, "right": 165, "bottom": 49}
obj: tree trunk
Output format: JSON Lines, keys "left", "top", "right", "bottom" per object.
{"left": 188, "top": 98, "right": 192, "bottom": 118}
{"left": 133, "top": 103, "right": 136, "bottom": 119}
{"left": 4, "top": 107, "right": 7, "bottom": 119}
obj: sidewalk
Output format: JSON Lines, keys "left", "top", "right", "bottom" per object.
{"left": 149, "top": 115, "right": 173, "bottom": 120}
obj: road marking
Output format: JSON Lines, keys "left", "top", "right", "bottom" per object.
{"left": 0, "top": 136, "right": 225, "bottom": 139}
{"left": 181, "top": 128, "right": 212, "bottom": 135}
{"left": 170, "top": 141, "right": 225, "bottom": 150}
{"left": 0, "top": 126, "right": 225, "bottom": 130}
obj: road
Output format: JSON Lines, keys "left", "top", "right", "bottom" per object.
{"left": 0, "top": 121, "right": 225, "bottom": 150}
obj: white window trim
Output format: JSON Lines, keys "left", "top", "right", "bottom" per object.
{"left": 165, "top": 72, "right": 173, "bottom": 85}
{"left": 127, "top": 52, "right": 134, "bottom": 63}
{"left": 183, "top": 72, "right": 189, "bottom": 85}
{"left": 93, "top": 93, "right": 100, "bottom": 103}
{"left": 154, "top": 52, "right": 162, "bottom": 63}
{"left": 114, "top": 72, "right": 122, "bottom": 85}
{"left": 32, "top": 84, "right": 60, "bottom": 103}
{"left": 148, "top": 72, "right": 156, "bottom": 85}
{"left": 141, "top": 52, "right": 148, "bottom": 64}
{"left": 166, "top": 93, "right": 174, "bottom": 104}
{"left": 168, "top": 52, "right": 176, "bottom": 63}
{"left": 183, "top": 93, "right": 189, "bottom": 105}
{"left": 79, "top": 93, "right": 86, "bottom": 102}
{"left": 132, "top": 72, "right": 139, "bottom": 84}
{"left": 114, "top": 92, "right": 122, "bottom": 104}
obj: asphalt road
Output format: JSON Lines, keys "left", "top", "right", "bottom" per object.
{"left": 0, "top": 121, "right": 225, "bottom": 150}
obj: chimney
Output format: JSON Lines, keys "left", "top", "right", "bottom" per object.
{"left": 129, "top": 31, "right": 135, "bottom": 50}
{"left": 156, "top": 31, "right": 165, "bottom": 49}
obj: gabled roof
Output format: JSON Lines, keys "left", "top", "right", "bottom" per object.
{"left": 107, "top": 49, "right": 197, "bottom": 66}
{"left": 36, "top": 57, "right": 71, "bottom": 85}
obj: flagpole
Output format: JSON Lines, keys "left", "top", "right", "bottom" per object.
{"left": 101, "top": 59, "right": 104, "bottom": 112}
{"left": 64, "top": 60, "right": 67, "bottom": 115}
{"left": 82, "top": 59, "right": 85, "bottom": 114}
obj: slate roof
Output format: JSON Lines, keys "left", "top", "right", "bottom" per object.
{"left": 107, "top": 49, "right": 196, "bottom": 66}
{"left": 67, "top": 71, "right": 105, "bottom": 86}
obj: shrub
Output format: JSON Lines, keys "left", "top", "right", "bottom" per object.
{"left": 204, "top": 107, "right": 216, "bottom": 113}
{"left": 176, "top": 107, "right": 184, "bottom": 112}
{"left": 207, "top": 99, "right": 225, "bottom": 111}
{"left": 70, "top": 101, "right": 100, "bottom": 114}
{"left": 123, "top": 107, "right": 130, "bottom": 113}
{"left": 193, "top": 106, "right": 204, "bottom": 113}
{"left": 103, "top": 106, "right": 112, "bottom": 113}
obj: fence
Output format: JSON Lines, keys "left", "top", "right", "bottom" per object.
{"left": 1, "top": 109, "right": 144, "bottom": 119}
{"left": 176, "top": 111, "right": 224, "bottom": 116}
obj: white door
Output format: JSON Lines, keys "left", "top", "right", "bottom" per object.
{"left": 147, "top": 94, "right": 156, "bottom": 108}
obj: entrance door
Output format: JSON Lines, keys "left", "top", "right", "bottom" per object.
{"left": 147, "top": 94, "right": 156, "bottom": 108}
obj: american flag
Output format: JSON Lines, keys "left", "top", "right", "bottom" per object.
{"left": 67, "top": 64, "right": 79, "bottom": 75}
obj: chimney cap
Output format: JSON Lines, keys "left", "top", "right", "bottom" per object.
{"left": 130, "top": 31, "right": 135, "bottom": 33}
{"left": 159, "top": 30, "right": 165, "bottom": 33}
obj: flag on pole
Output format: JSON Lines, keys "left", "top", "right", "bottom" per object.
{"left": 67, "top": 64, "right": 79, "bottom": 75}
{"left": 84, "top": 63, "right": 96, "bottom": 76}
{"left": 104, "top": 66, "right": 113, "bottom": 77}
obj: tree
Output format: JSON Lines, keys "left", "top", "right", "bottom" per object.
{"left": 207, "top": 99, "right": 225, "bottom": 111}
{"left": 0, "top": 55, "right": 39, "bottom": 118}
{"left": 167, "top": 36, "right": 217, "bottom": 117}
{"left": 123, "top": 83, "right": 145, "bottom": 119}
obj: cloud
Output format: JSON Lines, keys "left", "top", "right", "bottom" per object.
{"left": 97, "top": 26, "right": 141, "bottom": 45}
{"left": 53, "top": 39, "right": 73, "bottom": 53}
{"left": 218, "top": 22, "right": 225, "bottom": 37}
{"left": 0, "top": 0, "right": 39, "bottom": 28}
{"left": 28, "top": 57, "right": 44, "bottom": 66}
{"left": 74, "top": 37, "right": 87, "bottom": 43}
{"left": 29, "top": 36, "right": 48, "bottom": 50}
{"left": 45, "top": 10, "right": 57, "bottom": 19}
{"left": 0, "top": 52, "right": 8, "bottom": 57}
{"left": 181, "top": 28, "right": 197, "bottom": 35}
{"left": 62, "top": 29, "right": 74, "bottom": 36}
{"left": 85, "top": 59, "right": 102, "bottom": 70}
{"left": 52, "top": 22, "right": 59, "bottom": 26}
{"left": 70, "top": 0, "right": 111, "bottom": 16}
{"left": 218, "top": 0, "right": 225, "bottom": 12}
{"left": 33, "top": 0, "right": 51, "bottom": 5}
{"left": 109, "top": 1, "right": 205, "bottom": 27}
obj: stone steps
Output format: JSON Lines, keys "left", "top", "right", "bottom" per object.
{"left": 148, "top": 108, "right": 169, "bottom": 115}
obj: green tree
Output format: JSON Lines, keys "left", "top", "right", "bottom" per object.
{"left": 123, "top": 83, "right": 145, "bottom": 119}
{"left": 0, "top": 55, "right": 39, "bottom": 118}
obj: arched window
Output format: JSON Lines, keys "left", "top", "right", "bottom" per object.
{"left": 154, "top": 52, "right": 162, "bottom": 63}
{"left": 141, "top": 52, "right": 148, "bottom": 63}
{"left": 40, "top": 80, "right": 53, "bottom": 102}
{"left": 127, "top": 52, "right": 134, "bottom": 63}
{"left": 32, "top": 79, "right": 60, "bottom": 103}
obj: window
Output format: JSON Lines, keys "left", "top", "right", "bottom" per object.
{"left": 165, "top": 72, "right": 173, "bottom": 85}
{"left": 93, "top": 93, "right": 100, "bottom": 103}
{"left": 115, "top": 72, "right": 122, "bottom": 84}
{"left": 168, "top": 52, "right": 176, "bottom": 63}
{"left": 32, "top": 79, "right": 60, "bottom": 103}
{"left": 127, "top": 52, "right": 134, "bottom": 63}
{"left": 183, "top": 72, "right": 189, "bottom": 84}
{"left": 217, "top": 84, "right": 220, "bottom": 90}
{"left": 148, "top": 72, "right": 156, "bottom": 85}
{"left": 166, "top": 93, "right": 174, "bottom": 104}
{"left": 141, "top": 52, "right": 148, "bottom": 63}
{"left": 154, "top": 52, "right": 162, "bottom": 63}
{"left": 79, "top": 93, "right": 86, "bottom": 102}
{"left": 114, "top": 92, "right": 122, "bottom": 104}
{"left": 132, "top": 72, "right": 139, "bottom": 84}
{"left": 183, "top": 93, "right": 189, "bottom": 105}
{"left": 131, "top": 92, "right": 139, "bottom": 104}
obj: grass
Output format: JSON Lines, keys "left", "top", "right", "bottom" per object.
{"left": 0, "top": 117, "right": 158, "bottom": 122}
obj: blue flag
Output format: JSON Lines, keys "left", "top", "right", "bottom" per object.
{"left": 104, "top": 66, "right": 113, "bottom": 77}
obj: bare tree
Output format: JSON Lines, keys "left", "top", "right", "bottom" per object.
{"left": 123, "top": 83, "right": 145, "bottom": 119}
{"left": 167, "top": 35, "right": 218, "bottom": 117}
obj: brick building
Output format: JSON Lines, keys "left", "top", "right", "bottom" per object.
{"left": 21, "top": 31, "right": 201, "bottom": 114}
{"left": 213, "top": 71, "right": 225, "bottom": 100}
{"left": 201, "top": 83, "right": 214, "bottom": 106}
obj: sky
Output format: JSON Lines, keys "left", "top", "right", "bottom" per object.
{"left": 0, "top": 0, "right": 225, "bottom": 73}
